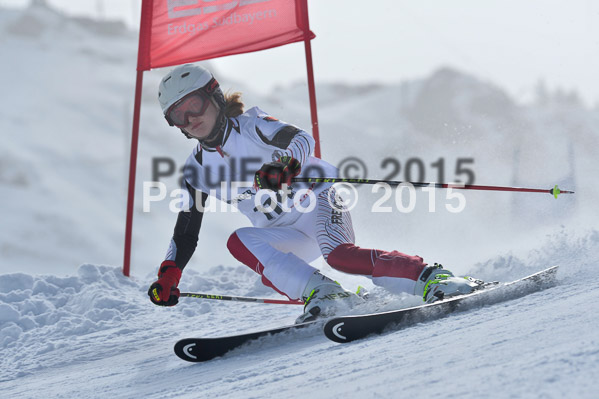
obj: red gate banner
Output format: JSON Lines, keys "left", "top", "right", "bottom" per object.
{"left": 138, "top": 0, "right": 315, "bottom": 70}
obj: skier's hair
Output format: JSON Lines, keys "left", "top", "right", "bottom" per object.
{"left": 223, "top": 91, "right": 244, "bottom": 118}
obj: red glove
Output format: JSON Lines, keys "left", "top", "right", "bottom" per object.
{"left": 254, "top": 156, "right": 301, "bottom": 191}
{"left": 148, "top": 261, "right": 182, "bottom": 306}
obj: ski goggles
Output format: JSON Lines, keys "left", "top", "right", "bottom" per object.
{"left": 165, "top": 89, "right": 211, "bottom": 128}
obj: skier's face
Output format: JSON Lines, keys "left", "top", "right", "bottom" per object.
{"left": 182, "top": 99, "right": 220, "bottom": 139}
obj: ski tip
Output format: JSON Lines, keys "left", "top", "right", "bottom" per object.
{"left": 542, "top": 265, "right": 559, "bottom": 274}
{"left": 547, "top": 265, "right": 559, "bottom": 275}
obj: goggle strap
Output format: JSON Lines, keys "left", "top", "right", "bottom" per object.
{"left": 204, "top": 78, "right": 219, "bottom": 96}
{"left": 164, "top": 114, "right": 175, "bottom": 126}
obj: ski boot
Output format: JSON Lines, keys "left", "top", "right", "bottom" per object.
{"left": 295, "top": 271, "right": 365, "bottom": 324}
{"left": 414, "top": 263, "right": 483, "bottom": 303}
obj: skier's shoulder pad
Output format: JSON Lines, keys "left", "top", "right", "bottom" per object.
{"left": 239, "top": 106, "right": 303, "bottom": 148}
{"left": 234, "top": 106, "right": 263, "bottom": 131}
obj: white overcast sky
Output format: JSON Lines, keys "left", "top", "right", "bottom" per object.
{"left": 4, "top": 0, "right": 599, "bottom": 105}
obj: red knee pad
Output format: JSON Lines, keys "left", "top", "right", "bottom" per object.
{"left": 372, "top": 251, "right": 426, "bottom": 281}
{"left": 326, "top": 243, "right": 377, "bottom": 275}
{"left": 327, "top": 243, "right": 426, "bottom": 281}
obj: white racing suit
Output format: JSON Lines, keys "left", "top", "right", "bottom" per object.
{"left": 163, "top": 107, "right": 427, "bottom": 300}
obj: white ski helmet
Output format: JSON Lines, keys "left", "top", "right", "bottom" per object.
{"left": 158, "top": 64, "right": 227, "bottom": 143}
{"left": 158, "top": 63, "right": 225, "bottom": 115}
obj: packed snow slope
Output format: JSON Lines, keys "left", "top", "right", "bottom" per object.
{"left": 1, "top": 229, "right": 598, "bottom": 398}
{"left": 1, "top": 3, "right": 598, "bottom": 398}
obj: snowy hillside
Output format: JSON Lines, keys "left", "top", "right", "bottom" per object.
{"left": 1, "top": 3, "right": 598, "bottom": 397}
{"left": 1, "top": 230, "right": 598, "bottom": 397}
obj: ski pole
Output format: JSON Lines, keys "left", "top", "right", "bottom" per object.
{"left": 180, "top": 292, "right": 304, "bottom": 305}
{"left": 293, "top": 178, "right": 574, "bottom": 199}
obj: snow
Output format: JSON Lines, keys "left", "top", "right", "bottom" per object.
{"left": 1, "top": 2, "right": 598, "bottom": 398}
{"left": 1, "top": 239, "right": 598, "bottom": 397}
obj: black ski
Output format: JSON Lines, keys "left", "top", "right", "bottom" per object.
{"left": 174, "top": 320, "right": 318, "bottom": 362}
{"left": 323, "top": 265, "right": 559, "bottom": 343}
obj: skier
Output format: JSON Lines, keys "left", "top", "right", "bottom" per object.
{"left": 148, "top": 64, "right": 479, "bottom": 322}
